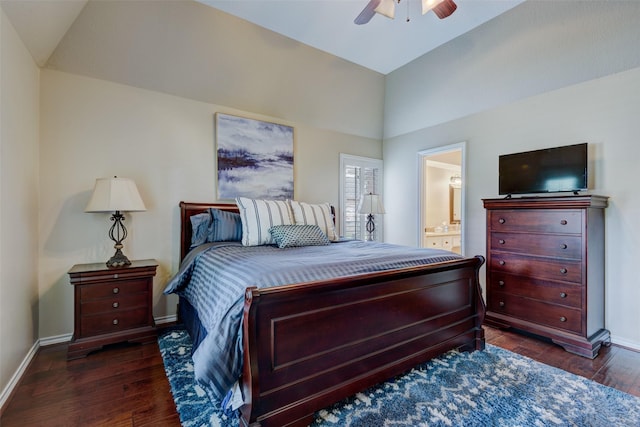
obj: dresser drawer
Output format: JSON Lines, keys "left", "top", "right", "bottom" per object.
{"left": 80, "top": 308, "right": 149, "bottom": 336}
{"left": 489, "top": 292, "right": 582, "bottom": 333}
{"left": 489, "top": 272, "right": 581, "bottom": 308}
{"left": 489, "top": 209, "right": 582, "bottom": 234}
{"left": 80, "top": 279, "right": 148, "bottom": 300}
{"left": 490, "top": 252, "right": 582, "bottom": 283}
{"left": 490, "top": 232, "right": 582, "bottom": 259}
{"left": 81, "top": 292, "right": 148, "bottom": 315}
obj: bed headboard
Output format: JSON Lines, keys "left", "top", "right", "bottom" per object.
{"left": 179, "top": 202, "right": 239, "bottom": 262}
{"left": 179, "top": 201, "right": 337, "bottom": 262}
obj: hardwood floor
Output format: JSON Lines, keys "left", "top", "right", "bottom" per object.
{"left": 2, "top": 326, "right": 639, "bottom": 426}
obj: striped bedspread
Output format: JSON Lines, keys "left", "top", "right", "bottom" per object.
{"left": 163, "top": 240, "right": 462, "bottom": 399}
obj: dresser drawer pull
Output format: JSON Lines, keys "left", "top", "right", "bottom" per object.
{"left": 499, "top": 301, "right": 505, "bottom": 307}
{"left": 560, "top": 220, "right": 568, "bottom": 225}
{"left": 113, "top": 273, "right": 119, "bottom": 279}
{"left": 560, "top": 292, "right": 567, "bottom": 298}
{"left": 498, "top": 218, "right": 506, "bottom": 224}
{"left": 112, "top": 319, "right": 119, "bottom": 325}
{"left": 113, "top": 287, "right": 120, "bottom": 294}
{"left": 498, "top": 280, "right": 505, "bottom": 287}
{"left": 498, "top": 239, "right": 505, "bottom": 244}
{"left": 560, "top": 268, "right": 568, "bottom": 274}
{"left": 559, "top": 316, "right": 567, "bottom": 322}
{"left": 561, "top": 243, "right": 568, "bottom": 249}
{"left": 112, "top": 302, "right": 119, "bottom": 308}
{"left": 499, "top": 260, "right": 505, "bottom": 266}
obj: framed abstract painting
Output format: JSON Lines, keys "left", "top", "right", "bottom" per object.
{"left": 215, "top": 113, "right": 294, "bottom": 200}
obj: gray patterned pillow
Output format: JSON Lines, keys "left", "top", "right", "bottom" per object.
{"left": 269, "top": 224, "right": 331, "bottom": 249}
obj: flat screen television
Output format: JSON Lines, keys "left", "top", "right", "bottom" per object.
{"left": 499, "top": 143, "right": 588, "bottom": 196}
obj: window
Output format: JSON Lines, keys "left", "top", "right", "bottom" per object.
{"left": 339, "top": 154, "right": 384, "bottom": 241}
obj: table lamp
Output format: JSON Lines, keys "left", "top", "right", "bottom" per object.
{"left": 85, "top": 176, "right": 146, "bottom": 268}
{"left": 357, "top": 193, "right": 385, "bottom": 241}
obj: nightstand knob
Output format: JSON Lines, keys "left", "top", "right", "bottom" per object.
{"left": 499, "top": 301, "right": 505, "bottom": 307}
{"left": 498, "top": 280, "right": 505, "bottom": 287}
{"left": 560, "top": 268, "right": 568, "bottom": 274}
{"left": 498, "top": 218, "right": 505, "bottom": 224}
{"left": 112, "top": 319, "right": 119, "bottom": 325}
{"left": 113, "top": 273, "right": 119, "bottom": 279}
{"left": 560, "top": 220, "right": 568, "bottom": 225}
{"left": 560, "top": 316, "right": 567, "bottom": 322}
{"left": 561, "top": 243, "right": 568, "bottom": 249}
{"left": 112, "top": 302, "right": 119, "bottom": 308}
{"left": 498, "top": 239, "right": 505, "bottom": 244}
{"left": 112, "top": 287, "right": 120, "bottom": 294}
{"left": 499, "top": 260, "right": 505, "bottom": 266}
{"left": 560, "top": 292, "right": 567, "bottom": 298}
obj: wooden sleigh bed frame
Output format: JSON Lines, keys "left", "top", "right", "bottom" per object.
{"left": 178, "top": 202, "right": 486, "bottom": 427}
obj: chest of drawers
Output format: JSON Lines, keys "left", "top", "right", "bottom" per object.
{"left": 67, "top": 259, "right": 158, "bottom": 359}
{"left": 483, "top": 195, "right": 609, "bottom": 358}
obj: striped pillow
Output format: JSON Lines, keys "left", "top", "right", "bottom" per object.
{"left": 269, "top": 224, "right": 331, "bottom": 248}
{"left": 289, "top": 200, "right": 338, "bottom": 241}
{"left": 236, "top": 197, "right": 293, "bottom": 246}
{"left": 209, "top": 208, "right": 242, "bottom": 242}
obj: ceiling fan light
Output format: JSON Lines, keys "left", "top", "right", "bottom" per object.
{"left": 432, "top": 0, "right": 457, "bottom": 19}
{"left": 421, "top": 0, "right": 444, "bottom": 15}
{"left": 374, "top": 0, "right": 396, "bottom": 19}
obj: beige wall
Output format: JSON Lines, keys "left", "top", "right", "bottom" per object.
{"left": 0, "top": 9, "right": 40, "bottom": 402}
{"left": 38, "top": 70, "right": 381, "bottom": 339}
{"left": 384, "top": 67, "right": 640, "bottom": 349}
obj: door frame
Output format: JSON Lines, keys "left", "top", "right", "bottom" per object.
{"left": 417, "top": 142, "right": 467, "bottom": 253}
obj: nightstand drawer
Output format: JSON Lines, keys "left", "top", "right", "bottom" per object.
{"left": 80, "top": 279, "right": 148, "bottom": 300}
{"left": 489, "top": 273, "right": 581, "bottom": 308}
{"left": 81, "top": 292, "right": 148, "bottom": 314}
{"left": 489, "top": 209, "right": 582, "bottom": 234}
{"left": 490, "top": 232, "right": 582, "bottom": 259}
{"left": 81, "top": 308, "right": 149, "bottom": 336}
{"left": 489, "top": 291, "right": 582, "bottom": 333}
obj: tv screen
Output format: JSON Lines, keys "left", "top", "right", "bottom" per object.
{"left": 499, "top": 143, "right": 588, "bottom": 196}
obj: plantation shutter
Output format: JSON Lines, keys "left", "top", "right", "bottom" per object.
{"left": 340, "top": 154, "right": 384, "bottom": 241}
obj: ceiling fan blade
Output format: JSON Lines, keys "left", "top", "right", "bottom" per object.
{"left": 432, "top": 0, "right": 457, "bottom": 19}
{"left": 354, "top": 0, "right": 382, "bottom": 25}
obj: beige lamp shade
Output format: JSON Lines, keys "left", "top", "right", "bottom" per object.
{"left": 85, "top": 177, "right": 146, "bottom": 213}
{"left": 357, "top": 193, "right": 385, "bottom": 215}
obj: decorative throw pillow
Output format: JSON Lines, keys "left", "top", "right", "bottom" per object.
{"left": 236, "top": 197, "right": 294, "bottom": 246}
{"left": 288, "top": 200, "right": 338, "bottom": 241}
{"left": 208, "top": 208, "right": 242, "bottom": 242}
{"left": 190, "top": 212, "right": 212, "bottom": 249}
{"left": 269, "top": 224, "right": 331, "bottom": 249}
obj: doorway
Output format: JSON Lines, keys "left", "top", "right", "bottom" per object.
{"left": 417, "top": 142, "right": 466, "bottom": 254}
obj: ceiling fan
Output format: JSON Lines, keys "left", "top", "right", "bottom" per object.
{"left": 355, "top": 0, "right": 457, "bottom": 25}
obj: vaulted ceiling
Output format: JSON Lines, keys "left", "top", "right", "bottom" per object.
{"left": 3, "top": 0, "right": 524, "bottom": 74}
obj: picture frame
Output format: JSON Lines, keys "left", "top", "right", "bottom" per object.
{"left": 215, "top": 113, "right": 294, "bottom": 200}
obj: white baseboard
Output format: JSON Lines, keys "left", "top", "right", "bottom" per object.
{"left": 0, "top": 339, "right": 39, "bottom": 411}
{"left": 0, "top": 314, "right": 178, "bottom": 412}
{"left": 155, "top": 314, "right": 178, "bottom": 325}
{"left": 611, "top": 335, "right": 640, "bottom": 352}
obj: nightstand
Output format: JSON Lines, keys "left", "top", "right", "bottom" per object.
{"left": 67, "top": 259, "right": 158, "bottom": 360}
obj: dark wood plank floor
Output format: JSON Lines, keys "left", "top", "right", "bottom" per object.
{"left": 2, "top": 326, "right": 639, "bottom": 426}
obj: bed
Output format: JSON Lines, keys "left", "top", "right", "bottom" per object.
{"left": 167, "top": 201, "right": 486, "bottom": 427}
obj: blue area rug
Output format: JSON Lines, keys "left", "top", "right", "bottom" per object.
{"left": 159, "top": 328, "right": 640, "bottom": 426}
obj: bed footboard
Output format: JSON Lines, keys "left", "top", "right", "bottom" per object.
{"left": 240, "top": 255, "right": 486, "bottom": 427}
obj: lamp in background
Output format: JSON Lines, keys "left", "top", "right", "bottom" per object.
{"left": 85, "top": 177, "right": 146, "bottom": 268}
{"left": 357, "top": 193, "right": 386, "bottom": 241}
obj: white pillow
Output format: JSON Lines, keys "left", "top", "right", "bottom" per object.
{"left": 236, "top": 197, "right": 293, "bottom": 246}
{"left": 289, "top": 200, "right": 338, "bottom": 241}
